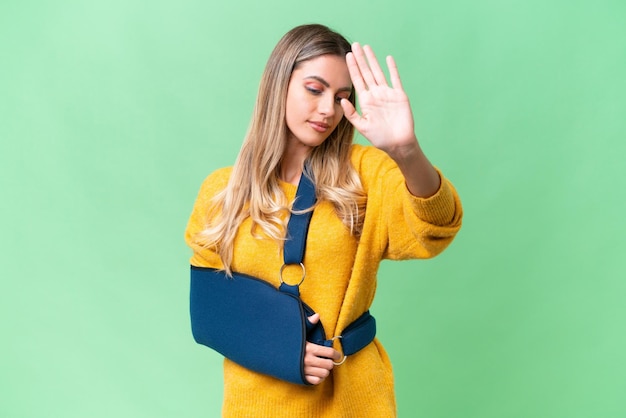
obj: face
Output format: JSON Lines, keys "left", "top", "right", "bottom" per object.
{"left": 284, "top": 54, "right": 352, "bottom": 152}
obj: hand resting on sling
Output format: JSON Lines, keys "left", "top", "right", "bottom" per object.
{"left": 304, "top": 313, "right": 342, "bottom": 385}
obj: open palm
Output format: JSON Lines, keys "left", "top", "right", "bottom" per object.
{"left": 341, "top": 43, "right": 417, "bottom": 154}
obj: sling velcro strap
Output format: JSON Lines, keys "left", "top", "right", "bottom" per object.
{"left": 307, "top": 311, "right": 376, "bottom": 356}
{"left": 338, "top": 310, "right": 376, "bottom": 356}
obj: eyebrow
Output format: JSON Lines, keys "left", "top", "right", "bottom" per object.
{"left": 304, "top": 75, "right": 352, "bottom": 93}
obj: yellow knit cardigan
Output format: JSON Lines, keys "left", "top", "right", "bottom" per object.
{"left": 185, "top": 144, "right": 463, "bottom": 417}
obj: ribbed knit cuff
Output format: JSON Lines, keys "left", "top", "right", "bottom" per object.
{"left": 405, "top": 169, "right": 457, "bottom": 226}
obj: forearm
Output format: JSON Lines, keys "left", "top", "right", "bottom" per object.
{"left": 387, "top": 138, "right": 441, "bottom": 198}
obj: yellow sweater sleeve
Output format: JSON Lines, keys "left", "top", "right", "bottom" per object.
{"left": 351, "top": 144, "right": 463, "bottom": 261}
{"left": 184, "top": 167, "right": 232, "bottom": 269}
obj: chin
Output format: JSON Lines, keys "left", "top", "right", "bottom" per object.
{"left": 293, "top": 134, "right": 328, "bottom": 149}
{"left": 305, "top": 138, "right": 329, "bottom": 148}
{"left": 288, "top": 129, "right": 332, "bottom": 149}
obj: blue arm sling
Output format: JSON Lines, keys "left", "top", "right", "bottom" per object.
{"left": 189, "top": 169, "right": 376, "bottom": 385}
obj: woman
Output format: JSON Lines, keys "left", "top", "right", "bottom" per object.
{"left": 185, "top": 24, "right": 462, "bottom": 417}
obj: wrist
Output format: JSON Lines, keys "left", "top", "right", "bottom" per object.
{"left": 386, "top": 137, "right": 421, "bottom": 167}
{"left": 386, "top": 139, "right": 441, "bottom": 198}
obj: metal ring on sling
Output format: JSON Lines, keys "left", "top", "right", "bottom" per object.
{"left": 279, "top": 263, "right": 306, "bottom": 287}
{"left": 331, "top": 336, "right": 347, "bottom": 366}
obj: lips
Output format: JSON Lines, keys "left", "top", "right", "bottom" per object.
{"left": 308, "top": 121, "right": 330, "bottom": 133}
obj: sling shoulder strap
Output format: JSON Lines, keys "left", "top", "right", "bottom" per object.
{"left": 283, "top": 167, "right": 317, "bottom": 265}
{"left": 279, "top": 166, "right": 376, "bottom": 361}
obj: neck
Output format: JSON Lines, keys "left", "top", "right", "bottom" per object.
{"left": 281, "top": 140, "right": 311, "bottom": 185}
{"left": 280, "top": 162, "right": 303, "bottom": 185}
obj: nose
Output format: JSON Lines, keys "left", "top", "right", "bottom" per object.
{"left": 318, "top": 94, "right": 336, "bottom": 117}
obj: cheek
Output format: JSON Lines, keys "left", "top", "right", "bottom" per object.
{"left": 285, "top": 94, "right": 302, "bottom": 124}
{"left": 334, "top": 105, "right": 345, "bottom": 124}
{"left": 286, "top": 91, "right": 312, "bottom": 118}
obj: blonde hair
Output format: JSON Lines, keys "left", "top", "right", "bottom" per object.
{"left": 196, "top": 24, "right": 366, "bottom": 274}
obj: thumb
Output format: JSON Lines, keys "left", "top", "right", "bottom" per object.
{"left": 307, "top": 313, "right": 320, "bottom": 324}
{"left": 340, "top": 98, "right": 361, "bottom": 127}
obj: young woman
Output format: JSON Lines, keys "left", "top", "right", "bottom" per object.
{"left": 185, "top": 24, "right": 463, "bottom": 417}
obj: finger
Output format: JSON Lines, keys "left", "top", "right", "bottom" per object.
{"left": 351, "top": 42, "right": 377, "bottom": 89}
{"left": 346, "top": 51, "right": 366, "bottom": 93}
{"left": 386, "top": 55, "right": 404, "bottom": 90}
{"left": 363, "top": 44, "right": 388, "bottom": 86}
{"left": 305, "top": 372, "right": 327, "bottom": 385}
{"left": 305, "top": 366, "right": 331, "bottom": 378}
{"left": 340, "top": 98, "right": 361, "bottom": 126}
{"left": 305, "top": 354, "right": 334, "bottom": 370}
{"left": 304, "top": 345, "right": 334, "bottom": 384}
{"left": 341, "top": 99, "right": 368, "bottom": 138}
{"left": 305, "top": 312, "right": 320, "bottom": 332}
{"left": 306, "top": 341, "right": 341, "bottom": 362}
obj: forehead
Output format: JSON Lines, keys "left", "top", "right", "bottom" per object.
{"left": 292, "top": 55, "right": 352, "bottom": 87}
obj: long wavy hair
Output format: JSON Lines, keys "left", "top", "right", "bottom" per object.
{"left": 195, "top": 24, "right": 366, "bottom": 274}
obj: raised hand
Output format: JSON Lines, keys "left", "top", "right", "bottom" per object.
{"left": 341, "top": 42, "right": 418, "bottom": 157}
{"left": 342, "top": 42, "right": 441, "bottom": 197}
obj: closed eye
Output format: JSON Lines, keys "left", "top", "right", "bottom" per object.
{"left": 306, "top": 86, "right": 322, "bottom": 95}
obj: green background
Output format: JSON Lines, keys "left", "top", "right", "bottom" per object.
{"left": 1, "top": 0, "right": 624, "bottom": 417}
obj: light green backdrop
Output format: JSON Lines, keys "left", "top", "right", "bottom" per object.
{"left": 1, "top": 0, "right": 624, "bottom": 417}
